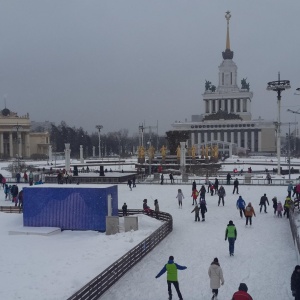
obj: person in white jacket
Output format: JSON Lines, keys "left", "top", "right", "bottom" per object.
{"left": 208, "top": 257, "right": 224, "bottom": 300}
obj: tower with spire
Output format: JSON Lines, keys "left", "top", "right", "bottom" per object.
{"left": 170, "top": 12, "right": 275, "bottom": 156}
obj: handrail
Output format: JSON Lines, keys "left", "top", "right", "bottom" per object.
{"left": 67, "top": 209, "right": 173, "bottom": 300}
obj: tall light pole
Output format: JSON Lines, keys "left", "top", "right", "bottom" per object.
{"left": 14, "top": 123, "right": 22, "bottom": 172}
{"left": 286, "top": 123, "right": 292, "bottom": 180}
{"left": 95, "top": 125, "right": 103, "bottom": 159}
{"left": 267, "top": 73, "right": 291, "bottom": 175}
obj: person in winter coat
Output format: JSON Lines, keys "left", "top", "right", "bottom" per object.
{"left": 233, "top": 178, "right": 239, "bottom": 194}
{"left": 288, "top": 183, "right": 294, "bottom": 198}
{"left": 127, "top": 179, "right": 132, "bottom": 191}
{"left": 272, "top": 197, "right": 278, "bottom": 214}
{"left": 296, "top": 183, "right": 300, "bottom": 199}
{"left": 210, "top": 184, "right": 215, "bottom": 196}
{"left": 11, "top": 185, "right": 19, "bottom": 206}
{"left": 154, "top": 199, "right": 159, "bottom": 219}
{"left": 236, "top": 196, "right": 246, "bottom": 218}
{"left": 192, "top": 181, "right": 197, "bottom": 191}
{"left": 18, "top": 190, "right": 23, "bottom": 209}
{"left": 225, "top": 220, "right": 237, "bottom": 256}
{"left": 277, "top": 201, "right": 283, "bottom": 217}
{"left": 226, "top": 173, "right": 231, "bottom": 185}
{"left": 231, "top": 283, "right": 253, "bottom": 300}
{"left": 4, "top": 184, "right": 10, "bottom": 200}
{"left": 155, "top": 255, "right": 186, "bottom": 300}
{"left": 191, "top": 189, "right": 199, "bottom": 205}
{"left": 122, "top": 203, "right": 127, "bottom": 216}
{"left": 160, "top": 174, "right": 164, "bottom": 185}
{"left": 214, "top": 178, "right": 219, "bottom": 194}
{"left": 191, "top": 204, "right": 200, "bottom": 222}
{"left": 259, "top": 193, "right": 269, "bottom": 213}
{"left": 208, "top": 257, "right": 224, "bottom": 300}
{"left": 16, "top": 172, "right": 21, "bottom": 183}
{"left": 291, "top": 265, "right": 300, "bottom": 300}
{"left": 169, "top": 173, "right": 174, "bottom": 184}
{"left": 217, "top": 186, "right": 226, "bottom": 206}
{"left": 284, "top": 196, "right": 293, "bottom": 219}
{"left": 199, "top": 197, "right": 207, "bottom": 221}
{"left": 143, "top": 199, "right": 153, "bottom": 216}
{"left": 176, "top": 189, "right": 184, "bottom": 208}
{"left": 293, "top": 185, "right": 297, "bottom": 198}
{"left": 23, "top": 171, "right": 28, "bottom": 183}
{"left": 244, "top": 203, "right": 256, "bottom": 226}
{"left": 200, "top": 185, "right": 206, "bottom": 200}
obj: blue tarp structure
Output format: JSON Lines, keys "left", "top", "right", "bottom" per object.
{"left": 23, "top": 185, "right": 118, "bottom": 231}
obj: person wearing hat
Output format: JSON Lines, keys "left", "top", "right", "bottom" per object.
{"left": 208, "top": 257, "right": 224, "bottom": 300}
{"left": 231, "top": 283, "right": 253, "bottom": 300}
{"left": 155, "top": 255, "right": 187, "bottom": 300}
{"left": 291, "top": 265, "right": 300, "bottom": 299}
{"left": 225, "top": 220, "right": 237, "bottom": 256}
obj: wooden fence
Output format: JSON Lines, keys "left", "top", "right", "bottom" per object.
{"left": 67, "top": 209, "right": 173, "bottom": 300}
{"left": 0, "top": 206, "right": 22, "bottom": 213}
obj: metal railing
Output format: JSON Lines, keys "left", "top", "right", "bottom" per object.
{"left": 67, "top": 209, "right": 173, "bottom": 300}
{"left": 289, "top": 205, "right": 300, "bottom": 261}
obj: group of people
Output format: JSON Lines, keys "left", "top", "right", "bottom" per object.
{"left": 155, "top": 255, "right": 253, "bottom": 300}
{"left": 127, "top": 176, "right": 136, "bottom": 191}
{"left": 4, "top": 184, "right": 23, "bottom": 207}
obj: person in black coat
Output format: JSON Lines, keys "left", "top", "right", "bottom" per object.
{"left": 233, "top": 178, "right": 239, "bottom": 194}
{"left": 122, "top": 203, "right": 128, "bottom": 216}
{"left": 259, "top": 193, "right": 269, "bottom": 213}
{"left": 226, "top": 173, "right": 231, "bottom": 185}
{"left": 291, "top": 265, "right": 300, "bottom": 299}
{"left": 192, "top": 181, "right": 197, "bottom": 191}
{"left": 214, "top": 178, "right": 219, "bottom": 194}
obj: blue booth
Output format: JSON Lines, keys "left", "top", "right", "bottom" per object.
{"left": 23, "top": 185, "right": 118, "bottom": 232}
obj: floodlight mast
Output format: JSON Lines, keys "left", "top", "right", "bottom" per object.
{"left": 267, "top": 73, "right": 291, "bottom": 175}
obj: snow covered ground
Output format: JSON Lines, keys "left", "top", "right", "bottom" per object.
{"left": 0, "top": 157, "right": 299, "bottom": 299}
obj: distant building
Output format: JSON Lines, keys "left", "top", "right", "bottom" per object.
{"left": 170, "top": 12, "right": 275, "bottom": 156}
{"left": 0, "top": 107, "right": 50, "bottom": 158}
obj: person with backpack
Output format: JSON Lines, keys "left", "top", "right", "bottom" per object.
{"left": 244, "top": 202, "right": 256, "bottom": 226}
{"left": 236, "top": 196, "right": 246, "bottom": 218}
{"left": 208, "top": 257, "right": 224, "bottom": 300}
{"left": 199, "top": 185, "right": 206, "bottom": 200}
{"left": 191, "top": 189, "right": 199, "bottom": 205}
{"left": 225, "top": 220, "right": 237, "bottom": 256}
{"left": 217, "top": 186, "right": 226, "bottom": 206}
{"left": 284, "top": 196, "right": 293, "bottom": 219}
{"left": 277, "top": 201, "right": 283, "bottom": 218}
{"left": 155, "top": 255, "right": 187, "bottom": 300}
{"left": 199, "top": 197, "right": 208, "bottom": 221}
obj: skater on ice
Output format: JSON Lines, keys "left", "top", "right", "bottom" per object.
{"left": 176, "top": 189, "right": 184, "bottom": 208}
{"left": 231, "top": 283, "right": 253, "bottom": 300}
{"left": 155, "top": 255, "right": 186, "bottom": 300}
{"left": 225, "top": 220, "right": 237, "bottom": 256}
{"left": 244, "top": 202, "right": 256, "bottom": 226}
{"left": 208, "top": 257, "right": 224, "bottom": 300}
{"left": 236, "top": 196, "right": 246, "bottom": 218}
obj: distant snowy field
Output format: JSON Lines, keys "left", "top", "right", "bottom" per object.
{"left": 0, "top": 157, "right": 299, "bottom": 299}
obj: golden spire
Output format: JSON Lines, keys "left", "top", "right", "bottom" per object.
{"left": 225, "top": 11, "right": 231, "bottom": 50}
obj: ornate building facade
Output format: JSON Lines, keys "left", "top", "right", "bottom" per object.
{"left": 0, "top": 107, "right": 50, "bottom": 158}
{"left": 171, "top": 12, "right": 275, "bottom": 156}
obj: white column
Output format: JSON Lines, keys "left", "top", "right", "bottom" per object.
{"left": 9, "top": 133, "right": 13, "bottom": 157}
{"left": 217, "top": 132, "right": 221, "bottom": 142}
{"left": 244, "top": 131, "right": 248, "bottom": 150}
{"left": 204, "top": 132, "right": 208, "bottom": 143}
{"left": 224, "top": 132, "right": 228, "bottom": 142}
{"left": 25, "top": 133, "right": 30, "bottom": 157}
{"left": 251, "top": 131, "right": 255, "bottom": 152}
{"left": 65, "top": 143, "right": 71, "bottom": 171}
{"left": 197, "top": 133, "right": 201, "bottom": 155}
{"left": 18, "top": 132, "right": 22, "bottom": 158}
{"left": 209, "top": 100, "right": 213, "bottom": 114}
{"left": 233, "top": 99, "right": 237, "bottom": 113}
{"left": 248, "top": 98, "right": 251, "bottom": 113}
{"left": 231, "top": 132, "right": 234, "bottom": 144}
{"left": 48, "top": 145, "right": 53, "bottom": 162}
{"left": 237, "top": 131, "right": 241, "bottom": 147}
{"left": 258, "top": 131, "right": 262, "bottom": 152}
{"left": 92, "top": 146, "right": 95, "bottom": 157}
{"left": 191, "top": 132, "right": 195, "bottom": 146}
{"left": 0, "top": 133, "right": 3, "bottom": 154}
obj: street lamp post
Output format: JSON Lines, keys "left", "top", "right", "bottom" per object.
{"left": 95, "top": 125, "right": 103, "bottom": 159}
{"left": 286, "top": 123, "right": 292, "bottom": 180}
{"left": 267, "top": 73, "right": 291, "bottom": 175}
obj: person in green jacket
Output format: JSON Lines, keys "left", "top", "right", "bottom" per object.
{"left": 225, "top": 220, "right": 237, "bottom": 256}
{"left": 155, "top": 256, "right": 187, "bottom": 300}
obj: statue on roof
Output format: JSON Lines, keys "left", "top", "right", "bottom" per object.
{"left": 241, "top": 78, "right": 250, "bottom": 91}
{"left": 205, "top": 80, "right": 211, "bottom": 91}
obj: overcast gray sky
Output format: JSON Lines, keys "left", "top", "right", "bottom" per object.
{"left": 0, "top": 1, "right": 299, "bottom": 135}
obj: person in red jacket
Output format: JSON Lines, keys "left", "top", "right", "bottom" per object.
{"left": 232, "top": 283, "right": 253, "bottom": 300}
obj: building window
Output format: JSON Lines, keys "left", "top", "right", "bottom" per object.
{"left": 230, "top": 99, "right": 234, "bottom": 112}
{"left": 243, "top": 99, "right": 247, "bottom": 112}
{"left": 205, "top": 100, "right": 209, "bottom": 113}
{"left": 237, "top": 99, "right": 241, "bottom": 112}
{"left": 224, "top": 99, "right": 228, "bottom": 112}
{"left": 212, "top": 100, "right": 216, "bottom": 113}
{"left": 218, "top": 99, "right": 222, "bottom": 111}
